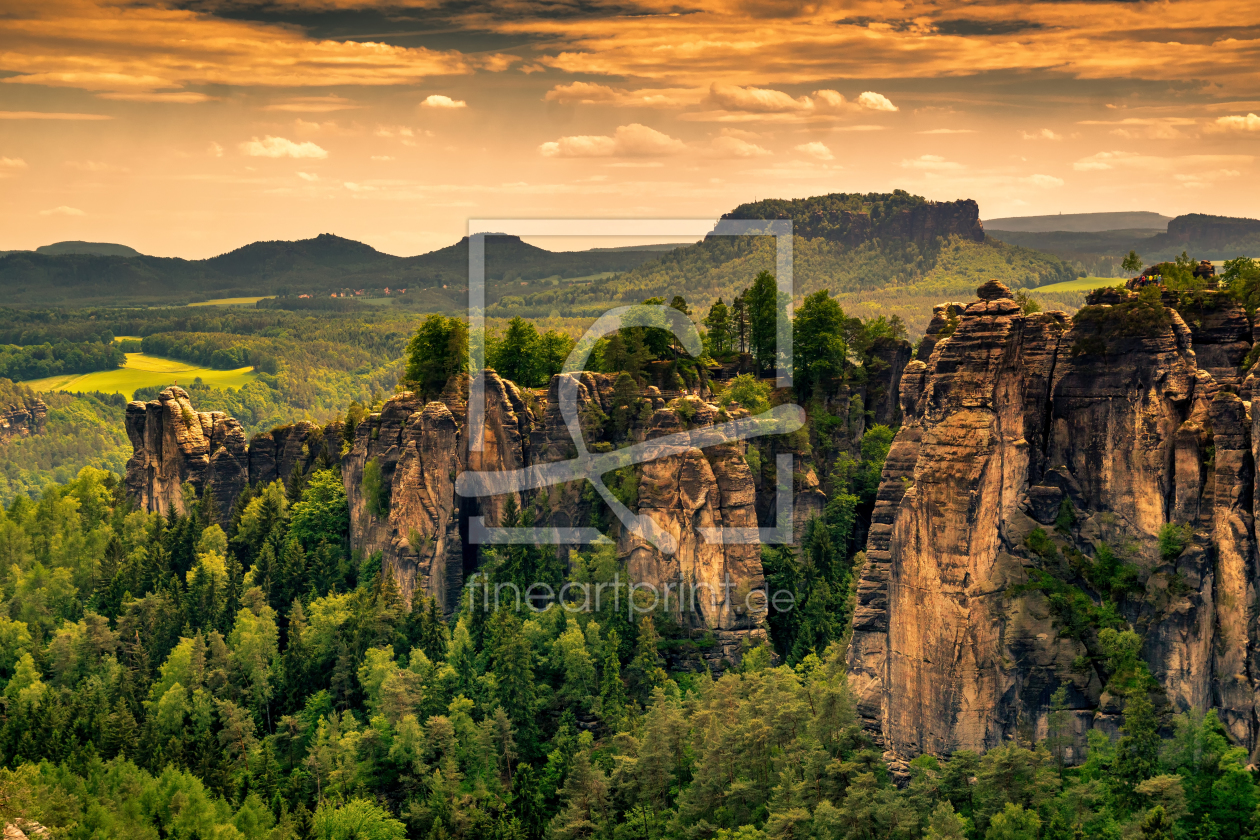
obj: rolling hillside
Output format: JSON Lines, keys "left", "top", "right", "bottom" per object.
{"left": 0, "top": 233, "right": 673, "bottom": 306}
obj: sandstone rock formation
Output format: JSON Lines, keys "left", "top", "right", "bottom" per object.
{"left": 0, "top": 398, "right": 46, "bottom": 442}
{"left": 341, "top": 371, "right": 776, "bottom": 661}
{"left": 124, "top": 386, "right": 338, "bottom": 524}
{"left": 848, "top": 280, "right": 1260, "bottom": 767}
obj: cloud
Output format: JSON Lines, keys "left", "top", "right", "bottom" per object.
{"left": 0, "top": 111, "right": 112, "bottom": 120}
{"left": 919, "top": 128, "right": 976, "bottom": 134}
{"left": 239, "top": 136, "right": 329, "bottom": 159}
{"left": 98, "top": 91, "right": 216, "bottom": 103}
{"left": 711, "top": 135, "right": 771, "bottom": 157}
{"left": 371, "top": 155, "right": 394, "bottom": 161}
{"left": 0, "top": 156, "right": 26, "bottom": 177}
{"left": 1024, "top": 173, "right": 1064, "bottom": 188}
{"left": 708, "top": 83, "right": 812, "bottom": 113}
{"left": 266, "top": 96, "right": 359, "bottom": 113}
{"left": 856, "top": 91, "right": 898, "bottom": 112}
{"left": 208, "top": 142, "right": 223, "bottom": 157}
{"left": 539, "top": 123, "right": 685, "bottom": 158}
{"left": 1208, "top": 113, "right": 1260, "bottom": 133}
{"left": 901, "top": 154, "right": 963, "bottom": 171}
{"left": 796, "top": 141, "right": 834, "bottom": 160}
{"left": 1073, "top": 150, "right": 1254, "bottom": 172}
{"left": 0, "top": 0, "right": 488, "bottom": 94}
{"left": 544, "top": 82, "right": 696, "bottom": 107}
{"left": 692, "top": 84, "right": 897, "bottom": 121}
{"left": 421, "top": 94, "right": 467, "bottom": 109}
{"left": 1021, "top": 128, "right": 1062, "bottom": 140}
{"left": 297, "top": 172, "right": 320, "bottom": 181}
{"left": 39, "top": 205, "right": 84, "bottom": 216}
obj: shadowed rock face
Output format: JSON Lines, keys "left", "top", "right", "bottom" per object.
{"left": 847, "top": 280, "right": 1260, "bottom": 768}
{"left": 124, "top": 386, "right": 338, "bottom": 525}
{"left": 0, "top": 399, "right": 46, "bottom": 442}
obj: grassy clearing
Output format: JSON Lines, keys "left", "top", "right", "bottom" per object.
{"left": 187, "top": 296, "right": 272, "bottom": 307}
{"left": 1030, "top": 276, "right": 1124, "bottom": 294}
{"left": 24, "top": 353, "right": 256, "bottom": 396}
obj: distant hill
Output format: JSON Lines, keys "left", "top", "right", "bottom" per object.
{"left": 984, "top": 211, "right": 1172, "bottom": 233}
{"left": 0, "top": 233, "right": 668, "bottom": 307}
{"left": 491, "top": 191, "right": 1076, "bottom": 334}
{"left": 36, "top": 241, "right": 143, "bottom": 257}
{"left": 988, "top": 212, "right": 1260, "bottom": 275}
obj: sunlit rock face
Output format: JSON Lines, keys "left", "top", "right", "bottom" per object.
{"left": 848, "top": 281, "right": 1260, "bottom": 769}
{"left": 124, "top": 386, "right": 337, "bottom": 526}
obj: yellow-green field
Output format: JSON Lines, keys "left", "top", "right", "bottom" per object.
{"left": 1029, "top": 277, "right": 1125, "bottom": 294}
{"left": 187, "top": 296, "right": 272, "bottom": 307}
{"left": 23, "top": 353, "right": 256, "bottom": 396}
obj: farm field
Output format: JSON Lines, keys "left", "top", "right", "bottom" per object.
{"left": 187, "top": 296, "right": 272, "bottom": 307}
{"left": 1029, "top": 276, "right": 1125, "bottom": 294}
{"left": 24, "top": 352, "right": 256, "bottom": 396}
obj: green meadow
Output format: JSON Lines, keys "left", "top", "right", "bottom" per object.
{"left": 1028, "top": 276, "right": 1125, "bottom": 294}
{"left": 187, "top": 296, "right": 273, "bottom": 307}
{"left": 24, "top": 352, "right": 256, "bottom": 396}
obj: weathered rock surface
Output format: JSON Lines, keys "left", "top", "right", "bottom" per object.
{"left": 848, "top": 281, "right": 1260, "bottom": 764}
{"left": 124, "top": 386, "right": 338, "bottom": 524}
{"left": 0, "top": 398, "right": 46, "bottom": 442}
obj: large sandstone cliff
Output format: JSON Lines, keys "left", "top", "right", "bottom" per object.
{"left": 848, "top": 281, "right": 1260, "bottom": 767}
{"left": 125, "top": 386, "right": 340, "bottom": 524}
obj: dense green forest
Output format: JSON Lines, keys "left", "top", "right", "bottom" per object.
{"left": 2, "top": 461, "right": 1258, "bottom": 839}
{"left": 0, "top": 340, "right": 124, "bottom": 382}
{"left": 5, "top": 275, "right": 1260, "bottom": 838}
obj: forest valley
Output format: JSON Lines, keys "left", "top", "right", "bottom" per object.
{"left": 5, "top": 265, "right": 1260, "bottom": 840}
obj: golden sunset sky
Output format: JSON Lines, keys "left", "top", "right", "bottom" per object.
{"left": 2, "top": 0, "right": 1259, "bottom": 257}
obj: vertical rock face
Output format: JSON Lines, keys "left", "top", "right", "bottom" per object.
{"left": 848, "top": 280, "right": 1260, "bottom": 764}
{"left": 0, "top": 398, "right": 47, "bottom": 441}
{"left": 124, "top": 386, "right": 337, "bottom": 525}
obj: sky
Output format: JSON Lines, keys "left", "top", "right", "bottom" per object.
{"left": 1, "top": 0, "right": 1259, "bottom": 258}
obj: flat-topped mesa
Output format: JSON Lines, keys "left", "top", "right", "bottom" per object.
{"left": 847, "top": 279, "right": 1260, "bottom": 767}
{"left": 124, "top": 386, "right": 340, "bottom": 525}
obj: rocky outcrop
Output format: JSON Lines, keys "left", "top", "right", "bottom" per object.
{"left": 848, "top": 280, "right": 1260, "bottom": 765}
{"left": 721, "top": 197, "right": 986, "bottom": 246}
{"left": 124, "top": 386, "right": 338, "bottom": 525}
{"left": 0, "top": 399, "right": 46, "bottom": 441}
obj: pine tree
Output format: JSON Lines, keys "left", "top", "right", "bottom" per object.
{"left": 626, "top": 616, "right": 665, "bottom": 703}
{"left": 598, "top": 629, "right": 627, "bottom": 730}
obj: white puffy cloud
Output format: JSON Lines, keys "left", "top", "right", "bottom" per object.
{"left": 0, "top": 156, "right": 27, "bottom": 171}
{"left": 697, "top": 84, "right": 896, "bottom": 119}
{"left": 238, "top": 136, "right": 328, "bottom": 159}
{"left": 711, "top": 135, "right": 771, "bottom": 157}
{"left": 856, "top": 91, "right": 898, "bottom": 112}
{"left": 795, "top": 141, "right": 834, "bottom": 160}
{"left": 297, "top": 172, "right": 320, "bottom": 181}
{"left": 421, "top": 94, "right": 466, "bottom": 109}
{"left": 901, "top": 154, "right": 963, "bottom": 170}
{"left": 539, "top": 123, "right": 685, "bottom": 158}
{"left": 1021, "top": 128, "right": 1062, "bottom": 140}
{"left": 1208, "top": 113, "right": 1260, "bottom": 132}
{"left": 708, "top": 83, "right": 813, "bottom": 113}
{"left": 39, "top": 205, "right": 84, "bottom": 216}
